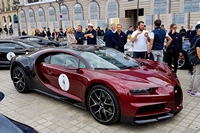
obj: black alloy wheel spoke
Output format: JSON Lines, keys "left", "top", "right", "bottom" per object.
{"left": 89, "top": 89, "right": 115, "bottom": 122}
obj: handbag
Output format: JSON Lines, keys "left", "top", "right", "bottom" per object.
{"left": 187, "top": 38, "right": 200, "bottom": 65}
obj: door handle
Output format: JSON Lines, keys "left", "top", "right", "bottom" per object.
{"left": 47, "top": 70, "right": 53, "bottom": 75}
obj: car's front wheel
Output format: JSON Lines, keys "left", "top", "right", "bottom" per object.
{"left": 12, "top": 66, "right": 29, "bottom": 93}
{"left": 87, "top": 85, "right": 120, "bottom": 125}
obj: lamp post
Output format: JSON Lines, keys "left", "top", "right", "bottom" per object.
{"left": 56, "top": 0, "right": 64, "bottom": 29}
{"left": 13, "top": 0, "right": 21, "bottom": 36}
{"left": 136, "top": 0, "right": 139, "bottom": 24}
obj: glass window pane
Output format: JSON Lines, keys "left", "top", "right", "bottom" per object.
{"left": 49, "top": 6, "right": 56, "bottom": 22}
{"left": 107, "top": 0, "right": 119, "bottom": 18}
{"left": 74, "top": 4, "right": 83, "bottom": 20}
{"left": 90, "top": 2, "right": 99, "bottom": 19}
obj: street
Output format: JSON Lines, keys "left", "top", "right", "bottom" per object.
{"left": 0, "top": 69, "right": 200, "bottom": 133}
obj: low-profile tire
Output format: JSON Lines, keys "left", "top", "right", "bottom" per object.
{"left": 12, "top": 66, "right": 29, "bottom": 93}
{"left": 87, "top": 85, "right": 120, "bottom": 125}
{"left": 177, "top": 52, "right": 187, "bottom": 69}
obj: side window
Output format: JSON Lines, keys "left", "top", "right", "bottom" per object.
{"left": 29, "top": 38, "right": 40, "bottom": 41}
{"left": 0, "top": 43, "right": 17, "bottom": 48}
{"left": 14, "top": 44, "right": 24, "bottom": 49}
{"left": 50, "top": 53, "right": 86, "bottom": 68}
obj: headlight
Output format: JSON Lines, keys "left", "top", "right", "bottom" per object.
{"left": 129, "top": 88, "right": 153, "bottom": 95}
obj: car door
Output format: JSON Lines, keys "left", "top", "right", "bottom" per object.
{"left": 40, "top": 53, "right": 87, "bottom": 101}
{"left": 0, "top": 42, "right": 17, "bottom": 66}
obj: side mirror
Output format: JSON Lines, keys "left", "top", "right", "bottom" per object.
{"left": 0, "top": 92, "right": 4, "bottom": 101}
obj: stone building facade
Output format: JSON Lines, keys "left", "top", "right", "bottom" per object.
{"left": 1, "top": 0, "right": 200, "bottom": 35}
{"left": 0, "top": 0, "right": 18, "bottom": 33}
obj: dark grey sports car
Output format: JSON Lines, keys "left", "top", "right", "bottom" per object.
{"left": 0, "top": 40, "right": 37, "bottom": 67}
{"left": 0, "top": 91, "right": 38, "bottom": 133}
{"left": 12, "top": 36, "right": 65, "bottom": 47}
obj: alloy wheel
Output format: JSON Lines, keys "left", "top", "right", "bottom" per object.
{"left": 13, "top": 68, "right": 26, "bottom": 92}
{"left": 88, "top": 89, "right": 115, "bottom": 123}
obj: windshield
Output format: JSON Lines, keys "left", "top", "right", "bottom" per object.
{"left": 80, "top": 48, "right": 138, "bottom": 70}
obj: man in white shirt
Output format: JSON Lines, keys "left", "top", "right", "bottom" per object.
{"left": 131, "top": 21, "right": 150, "bottom": 58}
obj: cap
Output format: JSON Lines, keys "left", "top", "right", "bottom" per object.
{"left": 195, "top": 24, "right": 200, "bottom": 30}
{"left": 88, "top": 23, "right": 93, "bottom": 27}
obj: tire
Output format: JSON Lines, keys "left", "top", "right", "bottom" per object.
{"left": 87, "top": 85, "right": 120, "bottom": 125}
{"left": 171, "top": 52, "right": 187, "bottom": 69}
{"left": 12, "top": 66, "right": 29, "bottom": 93}
{"left": 177, "top": 52, "right": 187, "bottom": 69}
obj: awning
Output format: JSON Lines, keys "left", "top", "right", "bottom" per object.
{"left": 3, "top": 23, "right": 7, "bottom": 26}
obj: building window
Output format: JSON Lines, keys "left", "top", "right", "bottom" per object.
{"left": 154, "top": 0, "right": 167, "bottom": 14}
{"left": 184, "top": 0, "right": 200, "bottom": 12}
{"left": 60, "top": 5, "right": 69, "bottom": 21}
{"left": 20, "top": 10, "right": 26, "bottom": 29}
{"left": 172, "top": 13, "right": 185, "bottom": 24}
{"left": 107, "top": 0, "right": 119, "bottom": 18}
{"left": 2, "top": 0, "right": 5, "bottom": 11}
{"left": 89, "top": 1, "right": 100, "bottom": 19}
{"left": 38, "top": 8, "right": 45, "bottom": 22}
{"left": 49, "top": 6, "right": 56, "bottom": 22}
{"left": 146, "top": 15, "right": 153, "bottom": 25}
{"left": 74, "top": 3, "right": 83, "bottom": 20}
{"left": 8, "top": 0, "right": 10, "bottom": 10}
{"left": 29, "top": 9, "right": 35, "bottom": 23}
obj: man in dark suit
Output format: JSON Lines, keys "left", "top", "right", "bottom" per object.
{"left": 103, "top": 23, "right": 117, "bottom": 49}
{"left": 115, "top": 24, "right": 127, "bottom": 52}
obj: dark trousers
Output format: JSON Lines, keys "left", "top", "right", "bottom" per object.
{"left": 117, "top": 47, "right": 124, "bottom": 53}
{"left": 167, "top": 51, "right": 179, "bottom": 73}
{"left": 133, "top": 52, "right": 147, "bottom": 59}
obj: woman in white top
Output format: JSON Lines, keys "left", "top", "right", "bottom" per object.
{"left": 66, "top": 26, "right": 77, "bottom": 44}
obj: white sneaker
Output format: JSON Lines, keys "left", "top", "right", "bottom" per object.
{"left": 190, "top": 92, "right": 200, "bottom": 97}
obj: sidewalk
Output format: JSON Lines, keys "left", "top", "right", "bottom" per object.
{"left": 0, "top": 33, "right": 15, "bottom": 39}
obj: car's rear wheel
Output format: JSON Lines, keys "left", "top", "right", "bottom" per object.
{"left": 172, "top": 52, "right": 187, "bottom": 69}
{"left": 87, "top": 85, "right": 120, "bottom": 125}
{"left": 12, "top": 66, "right": 29, "bottom": 93}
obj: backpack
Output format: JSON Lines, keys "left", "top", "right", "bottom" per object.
{"left": 187, "top": 38, "right": 200, "bottom": 65}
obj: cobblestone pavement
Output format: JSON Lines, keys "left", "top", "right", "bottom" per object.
{"left": 0, "top": 69, "right": 200, "bottom": 133}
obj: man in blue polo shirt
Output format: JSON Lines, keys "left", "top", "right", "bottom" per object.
{"left": 85, "top": 23, "right": 96, "bottom": 45}
{"left": 148, "top": 19, "right": 172, "bottom": 62}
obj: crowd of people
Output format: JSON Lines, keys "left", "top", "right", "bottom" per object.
{"left": 21, "top": 19, "right": 200, "bottom": 97}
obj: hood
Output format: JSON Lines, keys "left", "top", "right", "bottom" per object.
{"left": 97, "top": 59, "right": 178, "bottom": 88}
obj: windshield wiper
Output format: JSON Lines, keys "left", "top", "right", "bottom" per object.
{"left": 121, "top": 65, "right": 138, "bottom": 69}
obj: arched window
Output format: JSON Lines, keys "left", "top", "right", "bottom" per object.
{"left": 60, "top": 5, "right": 69, "bottom": 21}
{"left": 29, "top": 9, "right": 35, "bottom": 22}
{"left": 20, "top": 10, "right": 26, "bottom": 23}
{"left": 20, "top": 10, "right": 26, "bottom": 29}
{"left": 3, "top": 16, "right": 6, "bottom": 23}
{"left": 49, "top": 6, "right": 56, "bottom": 22}
{"left": 89, "top": 1, "right": 99, "bottom": 19}
{"left": 107, "top": 0, "right": 119, "bottom": 18}
{"left": 74, "top": 3, "right": 83, "bottom": 20}
{"left": 38, "top": 8, "right": 45, "bottom": 22}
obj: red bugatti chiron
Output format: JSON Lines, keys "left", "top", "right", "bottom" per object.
{"left": 10, "top": 45, "right": 183, "bottom": 124}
